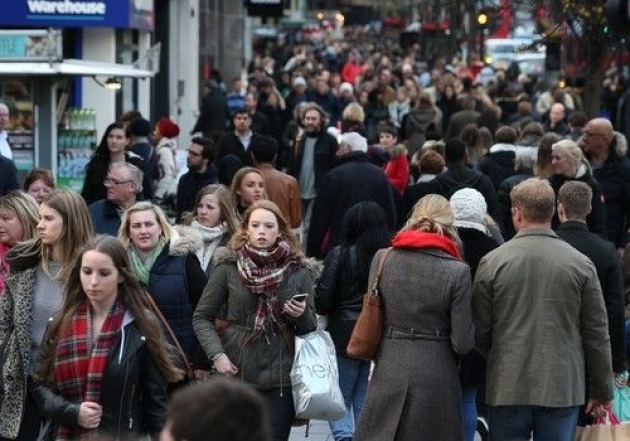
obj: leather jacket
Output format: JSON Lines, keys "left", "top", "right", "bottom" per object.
{"left": 33, "top": 313, "right": 168, "bottom": 440}
{"left": 315, "top": 245, "right": 365, "bottom": 356}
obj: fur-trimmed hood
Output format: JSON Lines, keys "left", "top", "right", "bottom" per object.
{"left": 168, "top": 225, "right": 204, "bottom": 256}
{"left": 489, "top": 143, "right": 517, "bottom": 154}
{"left": 212, "top": 246, "right": 324, "bottom": 283}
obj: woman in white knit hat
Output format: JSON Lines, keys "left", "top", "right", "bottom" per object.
{"left": 450, "top": 187, "right": 501, "bottom": 441}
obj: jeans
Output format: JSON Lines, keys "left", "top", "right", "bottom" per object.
{"left": 329, "top": 356, "right": 370, "bottom": 441}
{"left": 625, "top": 319, "right": 630, "bottom": 357}
{"left": 461, "top": 383, "right": 478, "bottom": 441}
{"left": 260, "top": 388, "right": 295, "bottom": 441}
{"left": 488, "top": 405, "right": 579, "bottom": 441}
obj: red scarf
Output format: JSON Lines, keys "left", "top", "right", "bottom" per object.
{"left": 54, "top": 299, "right": 126, "bottom": 439}
{"left": 392, "top": 230, "right": 462, "bottom": 259}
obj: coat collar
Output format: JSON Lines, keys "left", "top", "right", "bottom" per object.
{"left": 513, "top": 226, "right": 559, "bottom": 239}
{"left": 556, "top": 221, "right": 589, "bottom": 233}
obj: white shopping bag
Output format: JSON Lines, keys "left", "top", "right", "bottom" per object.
{"left": 290, "top": 329, "right": 345, "bottom": 421}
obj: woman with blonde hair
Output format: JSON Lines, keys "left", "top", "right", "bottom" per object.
{"left": 549, "top": 139, "right": 606, "bottom": 235}
{"left": 0, "top": 191, "right": 39, "bottom": 296}
{"left": 194, "top": 200, "right": 316, "bottom": 441}
{"left": 340, "top": 102, "right": 366, "bottom": 136}
{"left": 180, "top": 184, "right": 237, "bottom": 277}
{"left": 355, "top": 194, "right": 474, "bottom": 441}
{"left": 33, "top": 235, "right": 183, "bottom": 439}
{"left": 0, "top": 189, "right": 94, "bottom": 440}
{"left": 119, "top": 201, "right": 206, "bottom": 366}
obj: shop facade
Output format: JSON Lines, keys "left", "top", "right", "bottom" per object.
{"left": 0, "top": 1, "right": 155, "bottom": 189}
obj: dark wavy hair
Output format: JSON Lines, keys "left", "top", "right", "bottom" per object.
{"left": 93, "top": 121, "right": 130, "bottom": 160}
{"left": 339, "top": 201, "right": 391, "bottom": 292}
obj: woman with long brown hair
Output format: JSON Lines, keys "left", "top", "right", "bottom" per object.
{"left": 194, "top": 200, "right": 317, "bottom": 441}
{"left": 34, "top": 235, "right": 182, "bottom": 439}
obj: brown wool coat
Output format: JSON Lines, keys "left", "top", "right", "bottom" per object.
{"left": 354, "top": 247, "right": 474, "bottom": 441}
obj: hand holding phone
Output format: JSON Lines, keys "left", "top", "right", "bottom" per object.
{"left": 292, "top": 293, "right": 308, "bottom": 302}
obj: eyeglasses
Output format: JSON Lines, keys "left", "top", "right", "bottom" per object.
{"left": 103, "top": 178, "right": 133, "bottom": 187}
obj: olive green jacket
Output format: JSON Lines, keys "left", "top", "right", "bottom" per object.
{"left": 473, "top": 227, "right": 613, "bottom": 407}
{"left": 193, "top": 247, "right": 316, "bottom": 391}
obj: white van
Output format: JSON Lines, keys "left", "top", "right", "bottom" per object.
{"left": 484, "top": 38, "right": 540, "bottom": 69}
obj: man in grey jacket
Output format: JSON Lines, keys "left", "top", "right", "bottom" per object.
{"left": 473, "top": 178, "right": 613, "bottom": 440}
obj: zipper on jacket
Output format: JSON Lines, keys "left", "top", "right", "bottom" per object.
{"left": 128, "top": 384, "right": 136, "bottom": 429}
{"left": 117, "top": 343, "right": 130, "bottom": 437}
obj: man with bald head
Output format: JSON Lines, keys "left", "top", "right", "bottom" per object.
{"left": 0, "top": 103, "right": 13, "bottom": 159}
{"left": 544, "top": 102, "right": 568, "bottom": 136}
{"left": 582, "top": 117, "right": 630, "bottom": 254}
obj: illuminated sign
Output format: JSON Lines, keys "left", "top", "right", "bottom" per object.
{"left": 0, "top": 0, "right": 154, "bottom": 31}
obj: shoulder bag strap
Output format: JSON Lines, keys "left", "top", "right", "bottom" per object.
{"left": 370, "top": 247, "right": 393, "bottom": 295}
{"left": 143, "top": 290, "right": 193, "bottom": 375}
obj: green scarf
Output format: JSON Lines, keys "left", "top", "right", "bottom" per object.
{"left": 129, "top": 238, "right": 165, "bottom": 285}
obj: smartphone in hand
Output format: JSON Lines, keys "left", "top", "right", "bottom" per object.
{"left": 292, "top": 293, "right": 308, "bottom": 302}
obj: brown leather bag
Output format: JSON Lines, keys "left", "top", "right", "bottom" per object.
{"left": 346, "top": 247, "right": 393, "bottom": 360}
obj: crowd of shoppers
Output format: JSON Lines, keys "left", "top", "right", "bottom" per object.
{"left": 0, "top": 21, "right": 629, "bottom": 441}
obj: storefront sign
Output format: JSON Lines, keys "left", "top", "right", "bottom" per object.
{"left": 0, "top": 30, "right": 62, "bottom": 61}
{"left": 0, "top": 0, "right": 154, "bottom": 31}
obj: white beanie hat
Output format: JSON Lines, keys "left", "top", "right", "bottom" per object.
{"left": 450, "top": 188, "right": 487, "bottom": 233}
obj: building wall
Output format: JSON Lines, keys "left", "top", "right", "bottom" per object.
{"left": 199, "top": 0, "right": 245, "bottom": 90}
{"left": 81, "top": 28, "right": 117, "bottom": 137}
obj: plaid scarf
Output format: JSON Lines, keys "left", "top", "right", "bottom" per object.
{"left": 236, "top": 241, "right": 301, "bottom": 336}
{"left": 54, "top": 299, "right": 126, "bottom": 440}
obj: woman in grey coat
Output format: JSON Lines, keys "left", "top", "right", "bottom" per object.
{"left": 354, "top": 194, "right": 475, "bottom": 441}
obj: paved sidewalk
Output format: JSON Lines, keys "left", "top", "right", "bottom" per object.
{"left": 289, "top": 419, "right": 332, "bottom": 441}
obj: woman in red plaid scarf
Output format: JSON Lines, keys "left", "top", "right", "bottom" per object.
{"left": 33, "top": 235, "right": 183, "bottom": 440}
{"left": 194, "top": 200, "right": 317, "bottom": 441}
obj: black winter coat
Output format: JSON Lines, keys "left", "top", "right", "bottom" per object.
{"left": 497, "top": 171, "right": 532, "bottom": 240}
{"left": 33, "top": 316, "right": 169, "bottom": 440}
{"left": 175, "top": 166, "right": 218, "bottom": 222}
{"left": 145, "top": 239, "right": 207, "bottom": 362}
{"left": 287, "top": 131, "right": 338, "bottom": 197}
{"left": 402, "top": 165, "right": 500, "bottom": 225}
{"left": 315, "top": 245, "right": 364, "bottom": 356}
{"left": 457, "top": 227, "right": 499, "bottom": 385}
{"left": 549, "top": 171, "right": 607, "bottom": 238}
{"left": 592, "top": 145, "right": 630, "bottom": 247}
{"left": 216, "top": 132, "right": 259, "bottom": 166}
{"left": 306, "top": 152, "right": 397, "bottom": 258}
{"left": 556, "top": 221, "right": 626, "bottom": 373}
{"left": 478, "top": 149, "right": 516, "bottom": 191}
{"left": 192, "top": 91, "right": 230, "bottom": 136}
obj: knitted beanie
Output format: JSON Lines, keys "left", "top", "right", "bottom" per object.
{"left": 158, "top": 117, "right": 180, "bottom": 138}
{"left": 450, "top": 188, "right": 487, "bottom": 233}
